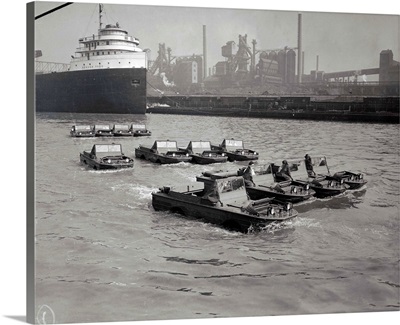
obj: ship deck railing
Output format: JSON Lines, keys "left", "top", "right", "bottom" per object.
{"left": 35, "top": 61, "right": 70, "bottom": 74}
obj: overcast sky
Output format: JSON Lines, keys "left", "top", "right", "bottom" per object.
{"left": 33, "top": 1, "right": 398, "bottom": 76}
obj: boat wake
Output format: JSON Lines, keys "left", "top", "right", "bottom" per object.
{"left": 112, "top": 183, "right": 158, "bottom": 200}
{"left": 288, "top": 217, "right": 323, "bottom": 229}
{"left": 253, "top": 216, "right": 321, "bottom": 234}
{"left": 87, "top": 168, "right": 134, "bottom": 174}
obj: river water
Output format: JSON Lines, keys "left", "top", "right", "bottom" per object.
{"left": 34, "top": 113, "right": 399, "bottom": 324}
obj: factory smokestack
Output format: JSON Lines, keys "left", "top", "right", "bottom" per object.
{"left": 297, "top": 13, "right": 302, "bottom": 83}
{"left": 203, "top": 25, "right": 207, "bottom": 80}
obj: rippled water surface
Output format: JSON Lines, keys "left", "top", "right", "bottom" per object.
{"left": 34, "top": 113, "right": 399, "bottom": 323}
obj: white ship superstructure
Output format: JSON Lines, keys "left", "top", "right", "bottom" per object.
{"left": 70, "top": 4, "right": 147, "bottom": 71}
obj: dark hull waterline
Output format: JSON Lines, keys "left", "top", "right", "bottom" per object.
{"left": 36, "top": 68, "right": 147, "bottom": 114}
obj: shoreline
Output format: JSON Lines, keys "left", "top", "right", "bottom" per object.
{"left": 147, "top": 95, "right": 399, "bottom": 123}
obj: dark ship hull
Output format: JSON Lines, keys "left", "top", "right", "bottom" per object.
{"left": 35, "top": 68, "right": 147, "bottom": 114}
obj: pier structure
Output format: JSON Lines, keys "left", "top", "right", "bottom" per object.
{"left": 147, "top": 94, "right": 399, "bottom": 124}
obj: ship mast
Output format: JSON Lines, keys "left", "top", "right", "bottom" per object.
{"left": 99, "top": 3, "right": 103, "bottom": 30}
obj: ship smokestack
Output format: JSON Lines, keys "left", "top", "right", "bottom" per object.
{"left": 297, "top": 13, "right": 302, "bottom": 83}
{"left": 203, "top": 25, "right": 207, "bottom": 80}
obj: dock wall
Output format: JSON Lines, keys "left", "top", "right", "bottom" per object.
{"left": 147, "top": 95, "right": 399, "bottom": 123}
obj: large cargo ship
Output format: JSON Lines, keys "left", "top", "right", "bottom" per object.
{"left": 36, "top": 4, "right": 147, "bottom": 114}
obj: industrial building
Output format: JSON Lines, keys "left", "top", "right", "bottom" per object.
{"left": 173, "top": 55, "right": 203, "bottom": 88}
{"left": 147, "top": 43, "right": 203, "bottom": 92}
{"left": 147, "top": 13, "right": 399, "bottom": 97}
